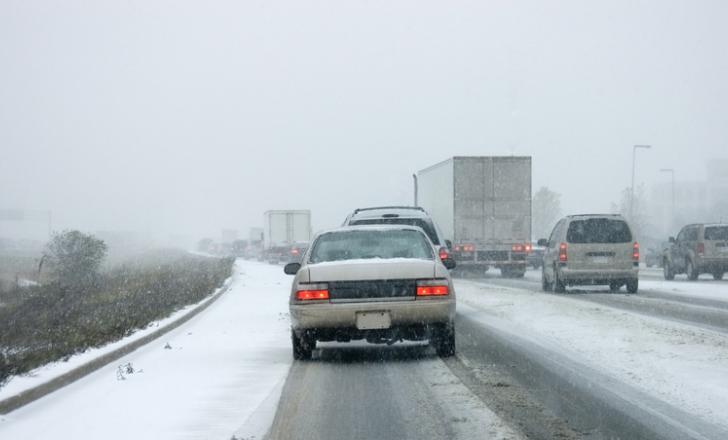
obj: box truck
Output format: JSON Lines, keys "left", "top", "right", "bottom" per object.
{"left": 417, "top": 156, "right": 532, "bottom": 277}
{"left": 263, "top": 210, "right": 312, "bottom": 263}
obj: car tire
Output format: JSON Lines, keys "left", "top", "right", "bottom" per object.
{"left": 626, "top": 279, "right": 638, "bottom": 294}
{"left": 687, "top": 259, "right": 699, "bottom": 281}
{"left": 292, "top": 330, "right": 313, "bottom": 360}
{"left": 714, "top": 272, "right": 725, "bottom": 281}
{"left": 609, "top": 282, "right": 622, "bottom": 292}
{"left": 433, "top": 323, "right": 455, "bottom": 357}
{"left": 663, "top": 259, "right": 675, "bottom": 280}
{"left": 553, "top": 268, "right": 566, "bottom": 293}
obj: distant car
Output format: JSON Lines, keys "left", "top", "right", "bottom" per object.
{"left": 527, "top": 243, "right": 545, "bottom": 269}
{"left": 662, "top": 223, "right": 728, "bottom": 280}
{"left": 644, "top": 244, "right": 668, "bottom": 268}
{"left": 343, "top": 206, "right": 451, "bottom": 261}
{"left": 539, "top": 214, "right": 639, "bottom": 293}
{"left": 284, "top": 225, "right": 457, "bottom": 360}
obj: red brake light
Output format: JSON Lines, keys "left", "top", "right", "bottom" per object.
{"left": 632, "top": 242, "right": 640, "bottom": 261}
{"left": 291, "top": 248, "right": 300, "bottom": 256}
{"left": 462, "top": 244, "right": 475, "bottom": 252}
{"left": 697, "top": 242, "right": 704, "bottom": 256}
{"left": 416, "top": 285, "right": 449, "bottom": 296}
{"left": 525, "top": 243, "right": 532, "bottom": 253}
{"left": 296, "top": 289, "right": 329, "bottom": 301}
{"left": 559, "top": 242, "right": 568, "bottom": 262}
{"left": 512, "top": 244, "right": 524, "bottom": 252}
{"left": 439, "top": 247, "right": 449, "bottom": 260}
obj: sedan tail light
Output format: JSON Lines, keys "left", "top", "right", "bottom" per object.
{"left": 416, "top": 279, "right": 449, "bottom": 296}
{"left": 295, "top": 283, "right": 329, "bottom": 301}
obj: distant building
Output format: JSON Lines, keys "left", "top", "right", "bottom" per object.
{"left": 650, "top": 159, "right": 728, "bottom": 238}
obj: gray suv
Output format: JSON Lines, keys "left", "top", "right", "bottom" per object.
{"left": 663, "top": 223, "right": 728, "bottom": 280}
{"left": 343, "top": 206, "right": 450, "bottom": 258}
{"left": 539, "top": 214, "right": 639, "bottom": 293}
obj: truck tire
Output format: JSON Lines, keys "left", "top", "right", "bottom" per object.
{"left": 292, "top": 330, "right": 313, "bottom": 360}
{"left": 609, "top": 282, "right": 622, "bottom": 292}
{"left": 686, "top": 259, "right": 699, "bottom": 281}
{"left": 663, "top": 259, "right": 675, "bottom": 280}
{"left": 626, "top": 279, "right": 638, "bottom": 294}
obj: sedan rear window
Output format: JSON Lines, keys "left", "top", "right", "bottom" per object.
{"left": 566, "top": 219, "right": 632, "bottom": 244}
{"left": 350, "top": 218, "right": 440, "bottom": 245}
{"left": 309, "top": 229, "right": 434, "bottom": 263}
{"left": 704, "top": 226, "right": 728, "bottom": 240}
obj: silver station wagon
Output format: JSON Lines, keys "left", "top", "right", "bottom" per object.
{"left": 284, "top": 225, "right": 457, "bottom": 360}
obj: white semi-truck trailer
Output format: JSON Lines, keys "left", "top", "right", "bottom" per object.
{"left": 263, "top": 210, "right": 312, "bottom": 263}
{"left": 417, "top": 156, "right": 532, "bottom": 277}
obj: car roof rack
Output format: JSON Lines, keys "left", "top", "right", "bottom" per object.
{"left": 353, "top": 206, "right": 425, "bottom": 214}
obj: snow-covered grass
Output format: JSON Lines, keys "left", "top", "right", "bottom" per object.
{"left": 0, "top": 278, "right": 232, "bottom": 401}
{"left": 456, "top": 279, "right": 728, "bottom": 431}
{"left": 0, "top": 260, "right": 292, "bottom": 440}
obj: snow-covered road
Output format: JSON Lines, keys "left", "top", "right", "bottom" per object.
{"left": 0, "top": 261, "right": 292, "bottom": 440}
{"left": 3, "top": 261, "right": 727, "bottom": 439}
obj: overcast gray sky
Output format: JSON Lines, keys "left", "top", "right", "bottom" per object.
{"left": 1, "top": 0, "right": 727, "bottom": 239}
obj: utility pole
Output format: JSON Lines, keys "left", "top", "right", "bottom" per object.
{"left": 631, "top": 145, "right": 652, "bottom": 221}
{"left": 413, "top": 174, "right": 418, "bottom": 206}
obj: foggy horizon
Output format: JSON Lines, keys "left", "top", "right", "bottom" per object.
{"left": 2, "top": 1, "right": 727, "bottom": 241}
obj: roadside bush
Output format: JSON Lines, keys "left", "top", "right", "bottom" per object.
{"left": 0, "top": 252, "right": 234, "bottom": 387}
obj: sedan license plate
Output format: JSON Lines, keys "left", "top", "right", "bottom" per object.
{"left": 591, "top": 256, "right": 609, "bottom": 264}
{"left": 356, "top": 311, "right": 391, "bottom": 330}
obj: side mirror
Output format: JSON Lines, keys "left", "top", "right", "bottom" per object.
{"left": 669, "top": 237, "right": 675, "bottom": 243}
{"left": 445, "top": 239, "right": 453, "bottom": 249}
{"left": 536, "top": 238, "right": 548, "bottom": 247}
{"left": 284, "top": 262, "right": 301, "bottom": 275}
{"left": 442, "top": 257, "right": 456, "bottom": 270}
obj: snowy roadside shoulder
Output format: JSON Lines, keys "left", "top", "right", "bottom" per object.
{"left": 0, "top": 260, "right": 293, "bottom": 440}
{"left": 0, "top": 275, "right": 234, "bottom": 413}
{"left": 455, "top": 279, "right": 728, "bottom": 432}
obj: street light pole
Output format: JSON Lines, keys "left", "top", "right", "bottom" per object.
{"left": 413, "top": 174, "right": 418, "bottom": 207}
{"left": 659, "top": 168, "right": 675, "bottom": 231}
{"left": 631, "top": 145, "right": 652, "bottom": 220}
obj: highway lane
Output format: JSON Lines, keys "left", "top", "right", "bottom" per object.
{"left": 266, "top": 343, "right": 524, "bottom": 440}
{"left": 466, "top": 270, "right": 728, "bottom": 334}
